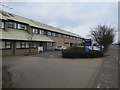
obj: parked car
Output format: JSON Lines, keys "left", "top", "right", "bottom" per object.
{"left": 55, "top": 46, "right": 66, "bottom": 50}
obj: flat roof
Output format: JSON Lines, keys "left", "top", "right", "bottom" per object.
{"left": 0, "top": 10, "right": 84, "bottom": 38}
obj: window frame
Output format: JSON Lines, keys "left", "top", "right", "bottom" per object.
{"left": 52, "top": 32, "right": 56, "bottom": 37}
{"left": 33, "top": 28, "right": 38, "bottom": 34}
{"left": 18, "top": 23, "right": 27, "bottom": 30}
{"left": 0, "top": 21, "right": 4, "bottom": 29}
{"left": 57, "top": 33, "right": 62, "bottom": 38}
{"left": 8, "top": 21, "right": 17, "bottom": 29}
{"left": 16, "top": 41, "right": 37, "bottom": 49}
{"left": 1, "top": 41, "right": 11, "bottom": 50}
{"left": 47, "top": 31, "right": 52, "bottom": 36}
{"left": 39, "top": 30, "right": 44, "bottom": 35}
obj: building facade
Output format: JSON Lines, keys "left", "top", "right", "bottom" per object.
{"left": 0, "top": 11, "right": 84, "bottom": 56}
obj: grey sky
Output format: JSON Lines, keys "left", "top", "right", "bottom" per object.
{"left": 2, "top": 2, "right": 118, "bottom": 42}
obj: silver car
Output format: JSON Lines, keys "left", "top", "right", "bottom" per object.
{"left": 55, "top": 46, "right": 66, "bottom": 50}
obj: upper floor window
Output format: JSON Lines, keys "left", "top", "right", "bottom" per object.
{"left": 8, "top": 22, "right": 16, "bottom": 29}
{"left": 18, "top": 23, "right": 27, "bottom": 30}
{"left": 67, "top": 36, "right": 69, "bottom": 39}
{"left": 47, "top": 31, "right": 52, "bottom": 36}
{"left": 39, "top": 30, "right": 44, "bottom": 35}
{"left": 76, "top": 38, "right": 78, "bottom": 40}
{"left": 32, "top": 28, "right": 38, "bottom": 34}
{"left": 0, "top": 21, "right": 4, "bottom": 29}
{"left": 70, "top": 36, "right": 73, "bottom": 39}
{"left": 63, "top": 35, "right": 67, "bottom": 38}
{"left": 52, "top": 32, "right": 56, "bottom": 37}
{"left": 57, "top": 33, "right": 61, "bottom": 38}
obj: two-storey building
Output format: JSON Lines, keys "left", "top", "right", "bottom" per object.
{"left": 0, "top": 11, "right": 84, "bottom": 56}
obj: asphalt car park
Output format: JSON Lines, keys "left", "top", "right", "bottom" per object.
{"left": 3, "top": 51, "right": 102, "bottom": 88}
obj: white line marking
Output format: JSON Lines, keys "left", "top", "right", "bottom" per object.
{"left": 97, "top": 83, "right": 100, "bottom": 88}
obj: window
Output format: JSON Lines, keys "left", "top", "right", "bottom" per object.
{"left": 26, "top": 42, "right": 29, "bottom": 48}
{"left": 33, "top": 28, "right": 38, "bottom": 34}
{"left": 63, "top": 35, "right": 67, "bottom": 38}
{"left": 47, "top": 42, "right": 52, "bottom": 47}
{"left": 8, "top": 22, "right": 16, "bottom": 28}
{"left": 47, "top": 31, "right": 52, "bottom": 36}
{"left": 50, "top": 42, "right": 52, "bottom": 46}
{"left": 1, "top": 41, "right": 11, "bottom": 49}
{"left": 16, "top": 41, "right": 21, "bottom": 48}
{"left": 70, "top": 36, "right": 73, "bottom": 39}
{"left": 30, "top": 42, "right": 37, "bottom": 48}
{"left": 21, "top": 42, "right": 26, "bottom": 48}
{"left": 52, "top": 32, "right": 56, "bottom": 37}
{"left": 57, "top": 34, "right": 61, "bottom": 38}
{"left": 67, "top": 36, "right": 69, "bottom": 38}
{"left": 0, "top": 21, "right": 4, "bottom": 29}
{"left": 39, "top": 30, "right": 44, "bottom": 35}
{"left": 16, "top": 41, "right": 30, "bottom": 49}
{"left": 2, "top": 41, "right": 5, "bottom": 49}
{"left": 18, "top": 23, "right": 27, "bottom": 30}
{"left": 53, "top": 42, "right": 56, "bottom": 46}
{"left": 76, "top": 38, "right": 79, "bottom": 40}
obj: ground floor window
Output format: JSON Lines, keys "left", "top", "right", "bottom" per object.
{"left": 53, "top": 42, "right": 56, "bottom": 46}
{"left": 47, "top": 42, "right": 53, "bottom": 47}
{"left": 16, "top": 41, "right": 37, "bottom": 49}
{"left": 0, "top": 40, "right": 11, "bottom": 49}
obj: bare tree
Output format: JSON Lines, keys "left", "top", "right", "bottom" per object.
{"left": 90, "top": 25, "right": 115, "bottom": 52}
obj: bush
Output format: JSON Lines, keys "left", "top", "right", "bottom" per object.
{"left": 62, "top": 47, "right": 103, "bottom": 58}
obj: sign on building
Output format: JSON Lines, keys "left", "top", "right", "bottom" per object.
{"left": 85, "top": 39, "right": 92, "bottom": 46}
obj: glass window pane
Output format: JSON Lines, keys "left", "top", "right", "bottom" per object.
{"left": 22, "top": 45, "right": 25, "bottom": 48}
{"left": 50, "top": 43, "right": 52, "bottom": 46}
{"left": 57, "top": 34, "right": 61, "bottom": 38}
{"left": 14, "top": 23, "right": 16, "bottom": 28}
{"left": 6, "top": 41, "right": 10, "bottom": 44}
{"left": 8, "top": 22, "right": 13, "bottom": 28}
{"left": 33, "top": 28, "right": 35, "bottom": 33}
{"left": 6, "top": 45, "right": 11, "bottom": 48}
{"left": 34, "top": 42, "right": 37, "bottom": 48}
{"left": 24, "top": 25, "right": 27, "bottom": 30}
{"left": 18, "top": 24, "right": 21, "bottom": 29}
{"left": 16, "top": 41, "right": 21, "bottom": 48}
{"left": 26, "top": 42, "right": 29, "bottom": 48}
{"left": 48, "top": 31, "right": 51, "bottom": 36}
{"left": 0, "top": 21, "right": 4, "bottom": 29}
{"left": 2, "top": 41, "right": 5, "bottom": 49}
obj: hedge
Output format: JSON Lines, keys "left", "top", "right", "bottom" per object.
{"left": 62, "top": 47, "right": 103, "bottom": 58}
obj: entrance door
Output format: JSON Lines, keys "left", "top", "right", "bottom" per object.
{"left": 70, "top": 43, "right": 73, "bottom": 47}
{"left": 13, "top": 41, "right": 15, "bottom": 55}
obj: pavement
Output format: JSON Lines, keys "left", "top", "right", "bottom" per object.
{"left": 2, "top": 51, "right": 102, "bottom": 88}
{"left": 90, "top": 46, "right": 118, "bottom": 88}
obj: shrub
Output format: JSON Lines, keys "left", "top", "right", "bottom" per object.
{"left": 62, "top": 47, "right": 103, "bottom": 58}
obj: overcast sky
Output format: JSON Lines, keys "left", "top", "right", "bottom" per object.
{"left": 2, "top": 2, "right": 118, "bottom": 42}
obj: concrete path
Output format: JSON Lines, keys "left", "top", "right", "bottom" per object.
{"left": 3, "top": 53, "right": 102, "bottom": 88}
